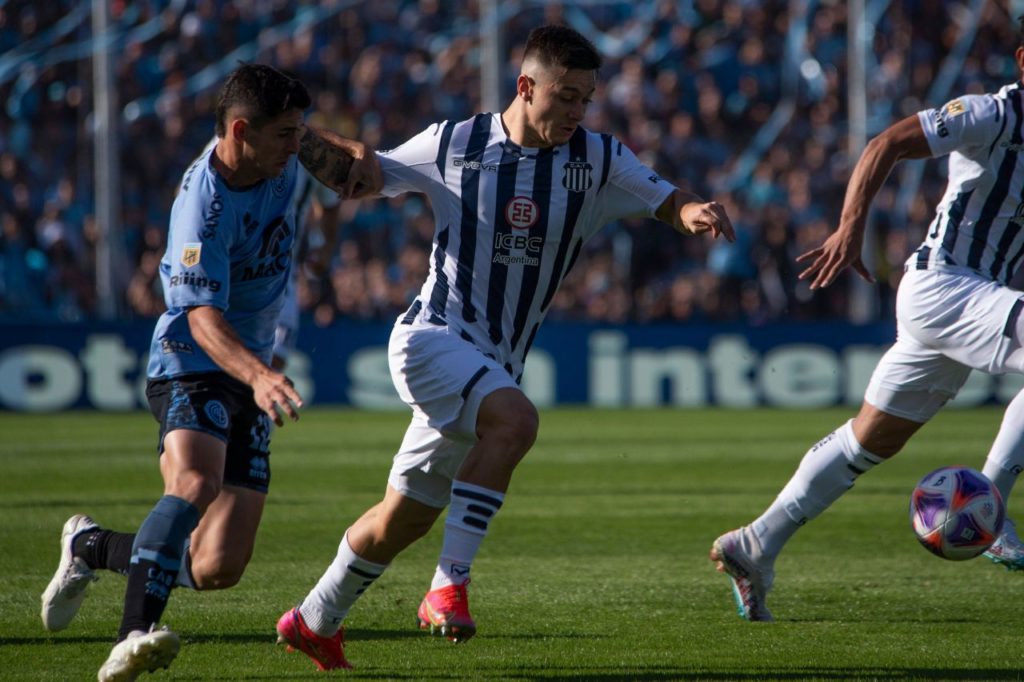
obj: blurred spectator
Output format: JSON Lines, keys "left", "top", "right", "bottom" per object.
{"left": 126, "top": 249, "right": 165, "bottom": 318}
{"left": 0, "top": 211, "right": 48, "bottom": 314}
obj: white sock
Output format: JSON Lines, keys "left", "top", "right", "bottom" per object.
{"left": 299, "top": 533, "right": 388, "bottom": 636}
{"left": 751, "top": 420, "right": 883, "bottom": 561}
{"left": 431, "top": 481, "right": 505, "bottom": 590}
{"left": 982, "top": 388, "right": 1024, "bottom": 506}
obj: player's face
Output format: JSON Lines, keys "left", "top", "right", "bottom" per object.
{"left": 525, "top": 67, "right": 596, "bottom": 147}
{"left": 243, "top": 108, "right": 304, "bottom": 179}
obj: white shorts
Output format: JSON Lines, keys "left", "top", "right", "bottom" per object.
{"left": 386, "top": 315, "right": 519, "bottom": 508}
{"left": 865, "top": 267, "right": 1024, "bottom": 422}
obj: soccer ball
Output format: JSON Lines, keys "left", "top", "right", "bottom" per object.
{"left": 909, "top": 466, "right": 1005, "bottom": 561}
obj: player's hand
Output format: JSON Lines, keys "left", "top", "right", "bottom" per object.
{"left": 796, "top": 229, "right": 875, "bottom": 290}
{"left": 343, "top": 146, "right": 383, "bottom": 199}
{"left": 252, "top": 370, "right": 303, "bottom": 427}
{"left": 680, "top": 201, "right": 735, "bottom": 242}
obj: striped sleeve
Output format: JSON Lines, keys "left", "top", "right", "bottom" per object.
{"left": 918, "top": 94, "right": 1003, "bottom": 158}
{"left": 598, "top": 138, "right": 676, "bottom": 223}
{"left": 378, "top": 123, "right": 447, "bottom": 197}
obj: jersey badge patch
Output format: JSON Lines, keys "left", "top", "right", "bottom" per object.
{"left": 505, "top": 196, "right": 540, "bottom": 229}
{"left": 562, "top": 160, "right": 593, "bottom": 192}
{"left": 945, "top": 99, "right": 966, "bottom": 117}
{"left": 181, "top": 243, "right": 202, "bottom": 268}
{"left": 160, "top": 338, "right": 194, "bottom": 354}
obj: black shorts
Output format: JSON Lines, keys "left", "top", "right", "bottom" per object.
{"left": 146, "top": 372, "right": 272, "bottom": 493}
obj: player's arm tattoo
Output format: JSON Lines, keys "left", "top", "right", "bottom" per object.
{"left": 298, "top": 125, "right": 355, "bottom": 193}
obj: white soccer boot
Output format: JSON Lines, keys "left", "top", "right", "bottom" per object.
{"left": 97, "top": 627, "right": 180, "bottom": 682}
{"left": 40, "top": 514, "right": 99, "bottom": 631}
{"left": 984, "top": 516, "right": 1024, "bottom": 570}
{"left": 710, "top": 526, "right": 775, "bottom": 622}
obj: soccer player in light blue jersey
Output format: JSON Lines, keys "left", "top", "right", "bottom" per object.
{"left": 197, "top": 132, "right": 343, "bottom": 372}
{"left": 711, "top": 19, "right": 1024, "bottom": 623}
{"left": 275, "top": 25, "right": 734, "bottom": 672}
{"left": 39, "top": 63, "right": 376, "bottom": 681}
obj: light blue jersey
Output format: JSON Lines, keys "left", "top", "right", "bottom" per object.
{"left": 147, "top": 147, "right": 298, "bottom": 379}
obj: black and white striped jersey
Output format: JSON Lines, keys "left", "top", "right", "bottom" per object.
{"left": 378, "top": 113, "right": 676, "bottom": 379}
{"left": 912, "top": 82, "right": 1024, "bottom": 284}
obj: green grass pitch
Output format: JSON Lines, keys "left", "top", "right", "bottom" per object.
{"left": 1, "top": 407, "right": 1022, "bottom": 681}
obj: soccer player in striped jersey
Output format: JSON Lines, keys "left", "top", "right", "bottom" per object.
{"left": 38, "top": 64, "right": 375, "bottom": 681}
{"left": 276, "top": 25, "right": 734, "bottom": 671}
{"left": 711, "top": 24, "right": 1024, "bottom": 622}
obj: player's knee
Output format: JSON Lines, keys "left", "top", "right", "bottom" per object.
{"left": 191, "top": 552, "right": 250, "bottom": 590}
{"left": 506, "top": 407, "right": 540, "bottom": 455}
{"left": 166, "top": 470, "right": 222, "bottom": 509}
{"left": 487, "top": 403, "right": 540, "bottom": 456}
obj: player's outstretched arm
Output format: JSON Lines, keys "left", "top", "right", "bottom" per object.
{"left": 656, "top": 189, "right": 736, "bottom": 242}
{"left": 187, "top": 305, "right": 303, "bottom": 426}
{"left": 298, "top": 125, "right": 382, "bottom": 199}
{"left": 797, "top": 114, "right": 931, "bottom": 290}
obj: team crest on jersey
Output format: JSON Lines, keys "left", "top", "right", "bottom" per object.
{"left": 240, "top": 217, "right": 293, "bottom": 281}
{"left": 181, "top": 242, "right": 201, "bottom": 268}
{"left": 505, "top": 196, "right": 540, "bottom": 229}
{"left": 562, "top": 160, "right": 593, "bottom": 193}
{"left": 945, "top": 99, "right": 966, "bottom": 117}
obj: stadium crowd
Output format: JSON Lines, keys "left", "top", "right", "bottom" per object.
{"left": 1, "top": 0, "right": 1019, "bottom": 324}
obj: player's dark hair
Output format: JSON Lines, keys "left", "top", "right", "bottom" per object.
{"left": 523, "top": 25, "right": 602, "bottom": 72}
{"left": 215, "top": 63, "right": 311, "bottom": 137}
{"left": 1018, "top": 14, "right": 1024, "bottom": 49}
